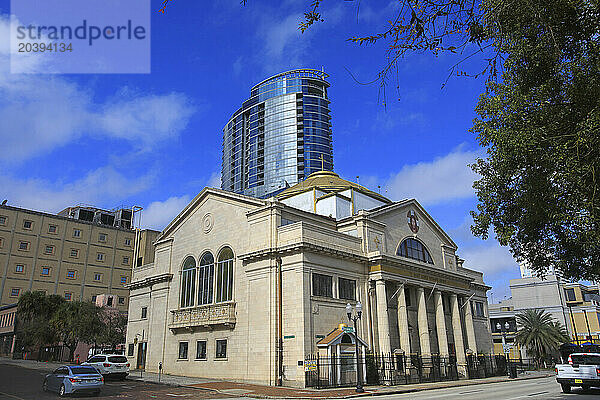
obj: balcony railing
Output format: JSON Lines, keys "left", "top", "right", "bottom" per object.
{"left": 169, "top": 302, "right": 236, "bottom": 331}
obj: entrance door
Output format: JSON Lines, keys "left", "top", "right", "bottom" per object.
{"left": 136, "top": 342, "right": 147, "bottom": 370}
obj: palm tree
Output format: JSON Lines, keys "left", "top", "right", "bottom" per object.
{"left": 515, "top": 309, "right": 569, "bottom": 367}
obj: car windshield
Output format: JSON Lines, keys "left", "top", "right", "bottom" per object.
{"left": 70, "top": 366, "right": 99, "bottom": 375}
{"left": 108, "top": 356, "right": 128, "bottom": 363}
{"left": 571, "top": 355, "right": 600, "bottom": 365}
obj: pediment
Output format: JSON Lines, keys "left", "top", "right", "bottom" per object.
{"left": 156, "top": 188, "right": 265, "bottom": 242}
{"left": 367, "top": 199, "right": 457, "bottom": 251}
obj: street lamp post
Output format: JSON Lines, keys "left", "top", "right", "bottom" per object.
{"left": 496, "top": 321, "right": 511, "bottom": 358}
{"left": 346, "top": 302, "right": 364, "bottom": 393}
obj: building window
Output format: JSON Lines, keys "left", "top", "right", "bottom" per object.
{"left": 91, "top": 295, "right": 97, "bottom": 303}
{"left": 128, "top": 344, "right": 135, "bottom": 357}
{"left": 73, "top": 229, "right": 81, "bottom": 238}
{"left": 475, "top": 301, "right": 485, "bottom": 317}
{"left": 15, "top": 264, "right": 24, "bottom": 274}
{"left": 216, "top": 339, "right": 227, "bottom": 359}
{"left": 312, "top": 273, "right": 333, "bottom": 298}
{"left": 107, "top": 297, "right": 113, "bottom": 307}
{"left": 196, "top": 340, "right": 207, "bottom": 360}
{"left": 0, "top": 216, "right": 6, "bottom": 226}
{"left": 120, "top": 275, "right": 127, "bottom": 285}
{"left": 94, "top": 273, "right": 102, "bottom": 282}
{"left": 118, "top": 297, "right": 125, "bottom": 305}
{"left": 180, "top": 256, "right": 196, "bottom": 308}
{"left": 122, "top": 256, "right": 129, "bottom": 265}
{"left": 23, "top": 220, "right": 33, "bottom": 230}
{"left": 70, "top": 249, "right": 79, "bottom": 258}
{"left": 41, "top": 266, "right": 51, "bottom": 276}
{"left": 178, "top": 342, "right": 188, "bottom": 359}
{"left": 141, "top": 307, "right": 147, "bottom": 319}
{"left": 64, "top": 292, "right": 72, "bottom": 301}
{"left": 10, "top": 288, "right": 20, "bottom": 297}
{"left": 338, "top": 278, "right": 356, "bottom": 301}
{"left": 44, "top": 245, "right": 55, "bottom": 255}
{"left": 216, "top": 247, "right": 234, "bottom": 303}
{"left": 397, "top": 238, "right": 434, "bottom": 264}
{"left": 565, "top": 288, "right": 576, "bottom": 302}
{"left": 0, "top": 237, "right": 3, "bottom": 248}
{"left": 124, "top": 238, "right": 132, "bottom": 246}
{"left": 18, "top": 241, "right": 30, "bottom": 251}
{"left": 48, "top": 225, "right": 58, "bottom": 234}
{"left": 198, "top": 252, "right": 214, "bottom": 305}
{"left": 97, "top": 253, "right": 105, "bottom": 262}
{"left": 98, "top": 233, "right": 107, "bottom": 242}
{"left": 66, "top": 270, "right": 76, "bottom": 279}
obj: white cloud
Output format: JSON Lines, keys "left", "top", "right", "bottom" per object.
{"left": 0, "top": 166, "right": 154, "bottom": 214}
{"left": 0, "top": 15, "right": 195, "bottom": 163}
{"left": 461, "top": 244, "right": 518, "bottom": 277}
{"left": 385, "top": 146, "right": 482, "bottom": 205}
{"left": 139, "top": 195, "right": 191, "bottom": 231}
{"left": 207, "top": 171, "right": 221, "bottom": 188}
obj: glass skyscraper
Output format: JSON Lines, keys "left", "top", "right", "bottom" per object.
{"left": 222, "top": 69, "right": 333, "bottom": 198}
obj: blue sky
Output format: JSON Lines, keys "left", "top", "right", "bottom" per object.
{"left": 0, "top": 0, "right": 521, "bottom": 300}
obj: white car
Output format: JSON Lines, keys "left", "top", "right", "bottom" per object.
{"left": 82, "top": 354, "right": 130, "bottom": 380}
{"left": 556, "top": 353, "right": 600, "bottom": 393}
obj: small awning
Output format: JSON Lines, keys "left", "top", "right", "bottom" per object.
{"left": 316, "top": 324, "right": 368, "bottom": 348}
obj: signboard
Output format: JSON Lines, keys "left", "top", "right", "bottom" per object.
{"left": 342, "top": 327, "right": 355, "bottom": 333}
{"left": 503, "top": 344, "right": 512, "bottom": 353}
{"left": 304, "top": 360, "right": 317, "bottom": 372}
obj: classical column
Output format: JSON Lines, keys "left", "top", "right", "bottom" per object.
{"left": 483, "top": 301, "right": 494, "bottom": 355}
{"left": 375, "top": 280, "right": 392, "bottom": 354}
{"left": 416, "top": 287, "right": 431, "bottom": 356}
{"left": 434, "top": 290, "right": 449, "bottom": 357}
{"left": 464, "top": 296, "right": 478, "bottom": 354}
{"left": 396, "top": 284, "right": 411, "bottom": 356}
{"left": 450, "top": 294, "right": 467, "bottom": 375}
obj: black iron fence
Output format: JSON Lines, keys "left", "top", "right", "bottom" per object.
{"left": 305, "top": 353, "right": 535, "bottom": 388}
{"left": 305, "top": 353, "right": 460, "bottom": 388}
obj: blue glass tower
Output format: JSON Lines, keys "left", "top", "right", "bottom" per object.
{"left": 222, "top": 69, "right": 333, "bottom": 198}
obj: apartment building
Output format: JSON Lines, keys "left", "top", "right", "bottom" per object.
{"left": 0, "top": 204, "right": 141, "bottom": 311}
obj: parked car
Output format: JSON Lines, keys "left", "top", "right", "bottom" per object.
{"left": 43, "top": 365, "right": 103, "bottom": 397}
{"left": 82, "top": 354, "right": 130, "bottom": 380}
{"left": 556, "top": 353, "right": 600, "bottom": 393}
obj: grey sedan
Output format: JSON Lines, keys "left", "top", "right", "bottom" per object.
{"left": 43, "top": 365, "right": 103, "bottom": 396}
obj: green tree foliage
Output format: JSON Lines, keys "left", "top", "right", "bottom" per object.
{"left": 515, "top": 309, "right": 569, "bottom": 366}
{"left": 16, "top": 291, "right": 65, "bottom": 358}
{"left": 97, "top": 310, "right": 128, "bottom": 351}
{"left": 470, "top": 0, "right": 600, "bottom": 280}
{"left": 50, "top": 301, "right": 103, "bottom": 362}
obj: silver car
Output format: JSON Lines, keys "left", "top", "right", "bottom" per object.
{"left": 43, "top": 365, "right": 103, "bottom": 397}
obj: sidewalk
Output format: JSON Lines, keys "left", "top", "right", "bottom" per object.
{"left": 127, "top": 369, "right": 555, "bottom": 399}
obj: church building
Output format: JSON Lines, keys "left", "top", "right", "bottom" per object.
{"left": 125, "top": 171, "right": 493, "bottom": 387}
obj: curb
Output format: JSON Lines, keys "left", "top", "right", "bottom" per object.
{"left": 181, "top": 373, "right": 555, "bottom": 400}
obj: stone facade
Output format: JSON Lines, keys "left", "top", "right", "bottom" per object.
{"left": 125, "top": 182, "right": 493, "bottom": 387}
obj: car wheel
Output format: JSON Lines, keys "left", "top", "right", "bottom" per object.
{"left": 42, "top": 379, "right": 48, "bottom": 392}
{"left": 561, "top": 383, "right": 571, "bottom": 393}
{"left": 59, "top": 384, "right": 66, "bottom": 397}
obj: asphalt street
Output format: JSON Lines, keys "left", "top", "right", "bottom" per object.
{"left": 1, "top": 362, "right": 599, "bottom": 400}
{"left": 370, "top": 376, "right": 600, "bottom": 399}
{"left": 0, "top": 363, "right": 239, "bottom": 400}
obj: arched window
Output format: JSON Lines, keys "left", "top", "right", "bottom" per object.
{"left": 397, "top": 238, "right": 434, "bottom": 264}
{"left": 180, "top": 256, "right": 196, "bottom": 308}
{"left": 198, "top": 252, "right": 214, "bottom": 305}
{"left": 216, "top": 247, "right": 234, "bottom": 303}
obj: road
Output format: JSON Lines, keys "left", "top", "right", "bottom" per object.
{"left": 0, "top": 363, "right": 239, "bottom": 400}
{"left": 1, "top": 362, "right": 599, "bottom": 400}
{"left": 371, "top": 376, "right": 600, "bottom": 399}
